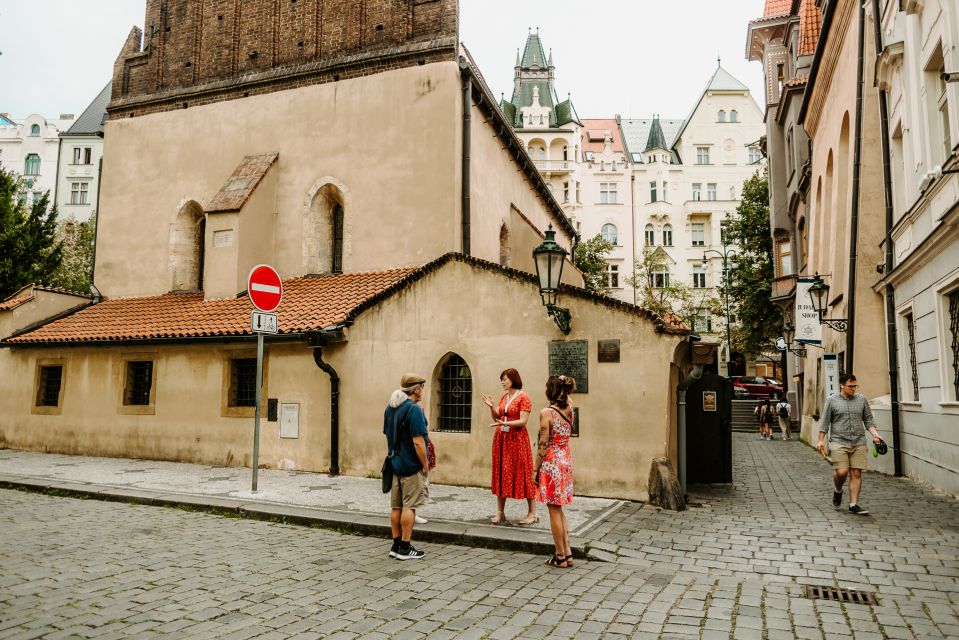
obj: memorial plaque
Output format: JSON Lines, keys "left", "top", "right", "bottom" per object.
{"left": 548, "top": 340, "right": 588, "bottom": 393}
{"left": 597, "top": 339, "right": 620, "bottom": 363}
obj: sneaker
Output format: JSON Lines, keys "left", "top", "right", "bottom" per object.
{"left": 414, "top": 515, "right": 428, "bottom": 524}
{"left": 849, "top": 504, "right": 869, "bottom": 515}
{"left": 389, "top": 545, "right": 398, "bottom": 558}
{"left": 395, "top": 545, "right": 425, "bottom": 560}
{"left": 832, "top": 491, "right": 842, "bottom": 508}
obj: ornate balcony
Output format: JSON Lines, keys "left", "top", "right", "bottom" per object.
{"left": 533, "top": 159, "right": 574, "bottom": 175}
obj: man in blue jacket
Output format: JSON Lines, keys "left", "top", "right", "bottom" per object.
{"left": 384, "top": 373, "right": 430, "bottom": 559}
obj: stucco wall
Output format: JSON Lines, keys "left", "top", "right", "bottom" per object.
{"left": 0, "top": 291, "right": 90, "bottom": 341}
{"left": 95, "top": 62, "right": 462, "bottom": 298}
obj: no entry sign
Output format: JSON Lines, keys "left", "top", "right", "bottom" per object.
{"left": 247, "top": 264, "right": 283, "bottom": 312}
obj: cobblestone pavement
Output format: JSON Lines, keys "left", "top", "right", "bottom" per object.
{"left": 1, "top": 434, "right": 957, "bottom": 639}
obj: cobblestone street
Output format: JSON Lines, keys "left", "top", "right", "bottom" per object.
{"left": 1, "top": 434, "right": 957, "bottom": 639}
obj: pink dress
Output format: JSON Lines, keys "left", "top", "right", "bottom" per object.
{"left": 536, "top": 406, "right": 573, "bottom": 506}
{"left": 491, "top": 391, "right": 536, "bottom": 499}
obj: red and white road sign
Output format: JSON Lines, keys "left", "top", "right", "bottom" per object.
{"left": 247, "top": 264, "right": 283, "bottom": 312}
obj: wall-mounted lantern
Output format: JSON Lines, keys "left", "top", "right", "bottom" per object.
{"left": 782, "top": 322, "right": 808, "bottom": 357}
{"left": 807, "top": 273, "right": 848, "bottom": 332}
{"left": 533, "top": 225, "right": 571, "bottom": 335}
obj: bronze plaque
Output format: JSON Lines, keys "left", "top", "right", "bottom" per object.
{"left": 597, "top": 339, "right": 620, "bottom": 363}
{"left": 549, "top": 340, "right": 588, "bottom": 393}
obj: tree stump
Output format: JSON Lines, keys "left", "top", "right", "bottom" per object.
{"left": 647, "top": 457, "right": 686, "bottom": 511}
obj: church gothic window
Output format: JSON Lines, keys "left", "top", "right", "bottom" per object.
{"left": 304, "top": 182, "right": 348, "bottom": 275}
{"left": 169, "top": 201, "right": 205, "bottom": 291}
{"left": 437, "top": 354, "right": 472, "bottom": 433}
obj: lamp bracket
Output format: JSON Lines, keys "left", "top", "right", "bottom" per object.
{"left": 788, "top": 346, "right": 807, "bottom": 358}
{"left": 546, "top": 304, "right": 572, "bottom": 335}
{"left": 819, "top": 317, "right": 848, "bottom": 332}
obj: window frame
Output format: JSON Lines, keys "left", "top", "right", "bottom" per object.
{"left": 650, "top": 181, "right": 657, "bottom": 203}
{"left": 118, "top": 354, "right": 157, "bottom": 415}
{"left": 436, "top": 353, "right": 473, "bottom": 433}
{"left": 696, "top": 147, "right": 711, "bottom": 165}
{"left": 706, "top": 183, "right": 717, "bottom": 201}
{"left": 221, "top": 351, "right": 267, "bottom": 418}
{"left": 605, "top": 262, "right": 620, "bottom": 289}
{"left": 692, "top": 183, "right": 701, "bottom": 201}
{"left": 32, "top": 358, "right": 65, "bottom": 415}
{"left": 70, "top": 181, "right": 89, "bottom": 205}
{"left": 600, "top": 182, "right": 618, "bottom": 205}
{"left": 24, "top": 153, "right": 40, "bottom": 176}
{"left": 662, "top": 224, "right": 673, "bottom": 247}
{"left": 692, "top": 265, "right": 707, "bottom": 289}
{"left": 644, "top": 224, "right": 655, "bottom": 247}
{"left": 691, "top": 223, "right": 706, "bottom": 247}
{"left": 652, "top": 270, "right": 670, "bottom": 289}
{"left": 601, "top": 223, "right": 618, "bottom": 245}
{"left": 29, "top": 124, "right": 41, "bottom": 137}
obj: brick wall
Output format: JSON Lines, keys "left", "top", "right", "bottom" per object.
{"left": 109, "top": 0, "right": 458, "bottom": 117}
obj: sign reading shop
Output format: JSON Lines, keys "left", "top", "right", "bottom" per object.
{"left": 794, "top": 277, "right": 823, "bottom": 345}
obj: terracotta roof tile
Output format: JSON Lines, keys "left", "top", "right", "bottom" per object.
{"left": 0, "top": 295, "right": 34, "bottom": 312}
{"left": 206, "top": 153, "right": 279, "bottom": 213}
{"left": 784, "top": 74, "right": 809, "bottom": 87}
{"left": 798, "top": 0, "right": 822, "bottom": 56}
{"left": 581, "top": 118, "right": 626, "bottom": 154}
{"left": 763, "top": 0, "right": 791, "bottom": 17}
{"left": 7, "top": 268, "right": 416, "bottom": 344}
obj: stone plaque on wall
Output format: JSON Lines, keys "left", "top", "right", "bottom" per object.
{"left": 597, "top": 339, "right": 620, "bottom": 363}
{"left": 549, "top": 340, "right": 588, "bottom": 393}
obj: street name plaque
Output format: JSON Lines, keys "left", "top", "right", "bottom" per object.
{"left": 548, "top": 340, "right": 588, "bottom": 393}
{"left": 597, "top": 339, "right": 620, "bottom": 363}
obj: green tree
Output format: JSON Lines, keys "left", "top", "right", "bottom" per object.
{"left": 48, "top": 213, "right": 96, "bottom": 294}
{"left": 573, "top": 233, "right": 614, "bottom": 294}
{"left": 628, "top": 246, "right": 721, "bottom": 327}
{"left": 723, "top": 171, "right": 782, "bottom": 353}
{"left": 0, "top": 168, "right": 63, "bottom": 299}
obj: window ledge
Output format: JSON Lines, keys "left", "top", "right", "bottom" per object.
{"left": 119, "top": 404, "right": 156, "bottom": 416}
{"left": 937, "top": 402, "right": 959, "bottom": 414}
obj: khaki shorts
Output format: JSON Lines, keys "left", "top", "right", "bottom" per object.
{"left": 829, "top": 443, "right": 868, "bottom": 470}
{"left": 390, "top": 472, "right": 429, "bottom": 510}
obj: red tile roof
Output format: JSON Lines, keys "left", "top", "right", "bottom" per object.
{"left": 1, "top": 284, "right": 90, "bottom": 312}
{"left": 784, "top": 74, "right": 809, "bottom": 87}
{"left": 0, "top": 294, "right": 33, "bottom": 312}
{"left": 763, "top": 0, "right": 791, "bottom": 16}
{"left": 798, "top": 0, "right": 822, "bottom": 56}
{"left": 206, "top": 153, "right": 279, "bottom": 213}
{"left": 581, "top": 118, "right": 626, "bottom": 155}
{"left": 7, "top": 268, "right": 416, "bottom": 344}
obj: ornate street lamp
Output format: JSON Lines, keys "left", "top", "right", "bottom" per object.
{"left": 782, "top": 322, "right": 807, "bottom": 358}
{"left": 807, "top": 273, "right": 848, "bottom": 332}
{"left": 533, "top": 225, "right": 572, "bottom": 335}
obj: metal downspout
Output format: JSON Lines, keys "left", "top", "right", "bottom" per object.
{"left": 631, "top": 174, "right": 638, "bottom": 305}
{"left": 873, "top": 0, "right": 903, "bottom": 476}
{"left": 460, "top": 65, "right": 472, "bottom": 256}
{"left": 676, "top": 362, "right": 704, "bottom": 494}
{"left": 846, "top": 0, "right": 867, "bottom": 371}
{"left": 313, "top": 347, "right": 340, "bottom": 476}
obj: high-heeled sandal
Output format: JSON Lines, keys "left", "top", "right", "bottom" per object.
{"left": 545, "top": 554, "right": 569, "bottom": 568}
{"left": 564, "top": 554, "right": 574, "bottom": 567}
{"left": 489, "top": 514, "right": 506, "bottom": 524}
{"left": 516, "top": 514, "right": 539, "bottom": 525}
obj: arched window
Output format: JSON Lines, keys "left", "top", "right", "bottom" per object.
{"left": 169, "top": 201, "right": 206, "bottom": 291}
{"left": 499, "top": 223, "right": 510, "bottom": 266}
{"left": 24, "top": 154, "right": 40, "bottom": 175}
{"left": 437, "top": 354, "right": 472, "bottom": 432}
{"left": 601, "top": 223, "right": 618, "bottom": 245}
{"left": 662, "top": 224, "right": 673, "bottom": 246}
{"left": 718, "top": 110, "right": 726, "bottom": 122}
{"left": 644, "top": 224, "right": 655, "bottom": 246}
{"left": 30, "top": 124, "right": 41, "bottom": 136}
{"left": 331, "top": 204, "right": 344, "bottom": 274}
{"left": 730, "top": 110, "right": 738, "bottom": 122}
{"left": 304, "top": 180, "right": 349, "bottom": 275}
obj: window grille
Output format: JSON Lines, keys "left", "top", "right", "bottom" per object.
{"left": 438, "top": 354, "right": 472, "bottom": 432}
{"left": 125, "top": 361, "right": 153, "bottom": 406}
{"left": 230, "top": 358, "right": 258, "bottom": 407}
{"left": 37, "top": 366, "right": 62, "bottom": 406}
{"left": 905, "top": 314, "right": 919, "bottom": 400}
{"left": 950, "top": 291, "right": 959, "bottom": 400}
{"left": 331, "top": 204, "right": 344, "bottom": 274}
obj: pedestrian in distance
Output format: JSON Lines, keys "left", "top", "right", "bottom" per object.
{"left": 759, "top": 398, "right": 775, "bottom": 440}
{"left": 534, "top": 375, "right": 575, "bottom": 568}
{"left": 482, "top": 368, "right": 538, "bottom": 525}
{"left": 384, "top": 373, "right": 430, "bottom": 559}
{"left": 754, "top": 399, "right": 767, "bottom": 440}
{"left": 775, "top": 396, "right": 792, "bottom": 440}
{"left": 816, "top": 373, "right": 884, "bottom": 515}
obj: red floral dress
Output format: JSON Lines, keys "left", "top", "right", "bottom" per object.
{"left": 536, "top": 406, "right": 573, "bottom": 506}
{"left": 491, "top": 391, "right": 536, "bottom": 499}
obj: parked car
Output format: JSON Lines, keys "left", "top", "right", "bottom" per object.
{"left": 731, "top": 376, "right": 783, "bottom": 399}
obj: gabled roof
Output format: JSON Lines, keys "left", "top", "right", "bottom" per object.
{"left": 554, "top": 98, "right": 581, "bottom": 127}
{"left": 763, "top": 0, "right": 791, "bottom": 16}
{"left": 206, "top": 153, "right": 279, "bottom": 214}
{"left": 580, "top": 119, "right": 626, "bottom": 155}
{"left": 673, "top": 65, "right": 752, "bottom": 147}
{"left": 520, "top": 31, "right": 549, "bottom": 68}
{"left": 4, "top": 254, "right": 688, "bottom": 345}
{"left": 65, "top": 82, "right": 111, "bottom": 136}
{"left": 798, "top": 0, "right": 823, "bottom": 57}
{"left": 1, "top": 284, "right": 90, "bottom": 312}
{"left": 620, "top": 118, "right": 685, "bottom": 163}
{"left": 644, "top": 116, "right": 668, "bottom": 152}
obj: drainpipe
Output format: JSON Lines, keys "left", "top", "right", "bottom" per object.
{"left": 873, "top": 0, "right": 903, "bottom": 476}
{"left": 676, "top": 341, "right": 704, "bottom": 493}
{"left": 460, "top": 61, "right": 472, "bottom": 256}
{"left": 313, "top": 347, "right": 340, "bottom": 476}
{"left": 845, "top": 0, "right": 867, "bottom": 371}
{"left": 630, "top": 174, "right": 638, "bottom": 305}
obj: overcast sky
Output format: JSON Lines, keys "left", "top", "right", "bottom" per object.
{"left": 0, "top": 1, "right": 766, "bottom": 121}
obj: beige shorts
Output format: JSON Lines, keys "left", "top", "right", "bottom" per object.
{"left": 829, "top": 443, "right": 868, "bottom": 470}
{"left": 390, "top": 472, "right": 429, "bottom": 510}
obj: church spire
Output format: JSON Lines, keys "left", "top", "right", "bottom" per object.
{"left": 644, "top": 114, "right": 668, "bottom": 152}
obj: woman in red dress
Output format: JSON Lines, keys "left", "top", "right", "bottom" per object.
{"left": 482, "top": 368, "right": 538, "bottom": 525}
{"left": 534, "top": 375, "right": 575, "bottom": 567}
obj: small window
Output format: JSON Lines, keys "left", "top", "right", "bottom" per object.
{"left": 693, "top": 265, "right": 706, "bottom": 288}
{"left": 718, "top": 110, "right": 726, "bottom": 122}
{"left": 30, "top": 124, "right": 41, "bottom": 136}
{"left": 606, "top": 263, "right": 620, "bottom": 288}
{"left": 229, "top": 358, "right": 258, "bottom": 407}
{"left": 644, "top": 224, "right": 655, "bottom": 246}
{"left": 124, "top": 361, "right": 154, "bottom": 406}
{"left": 24, "top": 153, "right": 40, "bottom": 176}
{"left": 692, "top": 223, "right": 705, "bottom": 247}
{"left": 438, "top": 354, "right": 472, "bottom": 433}
{"left": 563, "top": 182, "right": 569, "bottom": 203}
{"left": 600, "top": 182, "right": 618, "bottom": 204}
{"left": 730, "top": 110, "right": 738, "bottom": 122}
{"left": 707, "top": 183, "right": 717, "bottom": 201}
{"left": 652, "top": 270, "right": 670, "bottom": 289}
{"left": 748, "top": 147, "right": 762, "bottom": 164}
{"left": 601, "top": 223, "right": 618, "bottom": 245}
{"left": 692, "top": 183, "right": 701, "bottom": 201}
{"left": 84, "top": 147, "right": 92, "bottom": 164}
{"left": 697, "top": 147, "right": 710, "bottom": 165}
{"left": 70, "top": 182, "right": 89, "bottom": 205}
{"left": 72, "top": 147, "right": 82, "bottom": 164}
{"left": 662, "top": 224, "right": 673, "bottom": 247}
{"left": 777, "top": 238, "right": 792, "bottom": 276}
{"left": 650, "top": 181, "right": 657, "bottom": 203}
{"left": 36, "top": 365, "right": 63, "bottom": 407}
{"left": 331, "top": 204, "right": 344, "bottom": 274}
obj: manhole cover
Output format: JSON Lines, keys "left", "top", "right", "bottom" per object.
{"left": 804, "top": 584, "right": 878, "bottom": 605}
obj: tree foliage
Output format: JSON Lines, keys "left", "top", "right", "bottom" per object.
{"left": 723, "top": 171, "right": 782, "bottom": 353}
{"left": 627, "top": 246, "right": 721, "bottom": 327}
{"left": 573, "top": 233, "right": 614, "bottom": 294}
{"left": 48, "top": 213, "right": 96, "bottom": 294}
{"left": 0, "top": 168, "right": 63, "bottom": 300}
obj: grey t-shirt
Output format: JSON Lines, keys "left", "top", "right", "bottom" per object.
{"left": 819, "top": 393, "right": 875, "bottom": 446}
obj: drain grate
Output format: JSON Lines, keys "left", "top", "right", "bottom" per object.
{"left": 804, "top": 584, "right": 878, "bottom": 605}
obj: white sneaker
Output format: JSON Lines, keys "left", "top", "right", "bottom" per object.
{"left": 414, "top": 515, "right": 428, "bottom": 524}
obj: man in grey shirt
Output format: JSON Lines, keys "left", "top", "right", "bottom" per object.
{"left": 817, "top": 373, "right": 883, "bottom": 515}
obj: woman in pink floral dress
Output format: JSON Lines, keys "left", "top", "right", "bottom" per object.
{"left": 533, "top": 375, "right": 575, "bottom": 567}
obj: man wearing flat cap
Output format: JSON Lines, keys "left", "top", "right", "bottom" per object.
{"left": 384, "top": 373, "right": 430, "bottom": 559}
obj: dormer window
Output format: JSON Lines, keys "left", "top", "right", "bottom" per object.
{"left": 30, "top": 124, "right": 41, "bottom": 136}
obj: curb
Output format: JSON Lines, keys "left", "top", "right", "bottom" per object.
{"left": 0, "top": 478, "right": 593, "bottom": 560}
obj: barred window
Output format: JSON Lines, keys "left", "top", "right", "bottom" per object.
{"left": 230, "top": 358, "right": 258, "bottom": 407}
{"left": 36, "top": 366, "right": 62, "bottom": 407}
{"left": 331, "top": 204, "right": 344, "bottom": 274}
{"left": 438, "top": 354, "right": 472, "bottom": 432}
{"left": 949, "top": 291, "right": 959, "bottom": 400}
{"left": 124, "top": 361, "right": 154, "bottom": 406}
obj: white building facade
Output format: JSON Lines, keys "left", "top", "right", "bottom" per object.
{"left": 0, "top": 113, "right": 74, "bottom": 206}
{"left": 55, "top": 83, "right": 111, "bottom": 223}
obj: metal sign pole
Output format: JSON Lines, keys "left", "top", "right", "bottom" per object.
{"left": 252, "top": 331, "right": 264, "bottom": 492}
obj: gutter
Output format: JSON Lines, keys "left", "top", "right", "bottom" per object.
{"left": 798, "top": 0, "right": 839, "bottom": 124}
{"left": 873, "top": 0, "right": 903, "bottom": 476}
{"left": 307, "top": 329, "right": 348, "bottom": 477}
{"left": 845, "top": 0, "right": 866, "bottom": 371}
{"left": 459, "top": 60, "right": 472, "bottom": 256}
{"left": 2, "top": 332, "right": 309, "bottom": 349}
